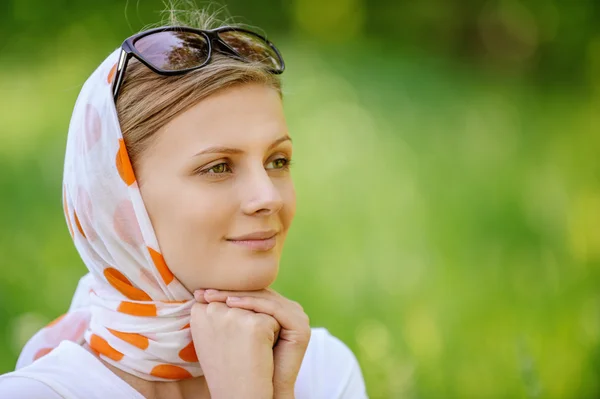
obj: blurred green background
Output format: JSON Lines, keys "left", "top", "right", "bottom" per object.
{"left": 1, "top": 0, "right": 599, "bottom": 398}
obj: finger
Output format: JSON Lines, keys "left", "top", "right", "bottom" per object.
{"left": 203, "top": 289, "right": 305, "bottom": 317}
{"left": 225, "top": 296, "right": 307, "bottom": 333}
{"left": 193, "top": 289, "right": 207, "bottom": 303}
{"left": 254, "top": 313, "right": 281, "bottom": 347}
{"left": 203, "top": 288, "right": 271, "bottom": 302}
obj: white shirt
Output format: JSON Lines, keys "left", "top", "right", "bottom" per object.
{"left": 0, "top": 328, "right": 367, "bottom": 399}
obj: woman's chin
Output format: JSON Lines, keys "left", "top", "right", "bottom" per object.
{"left": 204, "top": 258, "right": 279, "bottom": 292}
{"left": 230, "top": 261, "right": 279, "bottom": 291}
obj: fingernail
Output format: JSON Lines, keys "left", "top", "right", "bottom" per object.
{"left": 193, "top": 289, "right": 205, "bottom": 302}
{"left": 227, "top": 296, "right": 241, "bottom": 302}
{"left": 205, "top": 289, "right": 219, "bottom": 296}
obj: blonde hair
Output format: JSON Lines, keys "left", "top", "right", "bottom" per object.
{"left": 116, "top": 5, "right": 282, "bottom": 165}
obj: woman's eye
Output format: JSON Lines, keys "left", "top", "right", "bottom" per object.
{"left": 206, "top": 163, "right": 231, "bottom": 174}
{"left": 267, "top": 157, "right": 290, "bottom": 170}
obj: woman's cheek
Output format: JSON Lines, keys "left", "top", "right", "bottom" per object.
{"left": 282, "top": 181, "right": 297, "bottom": 225}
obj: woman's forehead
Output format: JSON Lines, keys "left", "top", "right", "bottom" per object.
{"left": 155, "top": 84, "right": 288, "bottom": 153}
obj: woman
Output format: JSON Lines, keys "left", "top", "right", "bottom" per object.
{"left": 0, "top": 10, "right": 367, "bottom": 399}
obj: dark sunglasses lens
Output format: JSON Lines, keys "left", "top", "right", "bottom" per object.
{"left": 217, "top": 31, "right": 282, "bottom": 71}
{"left": 134, "top": 31, "right": 209, "bottom": 71}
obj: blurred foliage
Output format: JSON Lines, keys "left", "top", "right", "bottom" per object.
{"left": 1, "top": 0, "right": 600, "bottom": 86}
{"left": 1, "top": 0, "right": 599, "bottom": 398}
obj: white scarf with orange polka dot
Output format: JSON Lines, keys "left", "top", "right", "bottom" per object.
{"left": 16, "top": 49, "right": 203, "bottom": 381}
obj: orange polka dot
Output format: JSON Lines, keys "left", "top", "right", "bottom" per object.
{"left": 151, "top": 364, "right": 193, "bottom": 380}
{"left": 117, "top": 301, "right": 157, "bottom": 317}
{"left": 33, "top": 347, "right": 53, "bottom": 361}
{"left": 90, "top": 334, "right": 124, "bottom": 361}
{"left": 178, "top": 341, "right": 198, "bottom": 362}
{"left": 73, "top": 211, "right": 86, "bottom": 238}
{"left": 107, "top": 328, "right": 150, "bottom": 350}
{"left": 104, "top": 268, "right": 152, "bottom": 301}
{"left": 148, "top": 247, "right": 174, "bottom": 285}
{"left": 46, "top": 314, "right": 65, "bottom": 328}
{"left": 107, "top": 63, "right": 117, "bottom": 84}
{"left": 116, "top": 139, "right": 136, "bottom": 186}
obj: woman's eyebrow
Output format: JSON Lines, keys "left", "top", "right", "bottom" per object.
{"left": 267, "top": 134, "right": 292, "bottom": 151}
{"left": 193, "top": 134, "right": 292, "bottom": 157}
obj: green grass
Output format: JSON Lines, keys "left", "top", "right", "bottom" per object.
{"left": 0, "top": 36, "right": 598, "bottom": 398}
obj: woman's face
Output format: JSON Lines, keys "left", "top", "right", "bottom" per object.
{"left": 136, "top": 83, "right": 295, "bottom": 292}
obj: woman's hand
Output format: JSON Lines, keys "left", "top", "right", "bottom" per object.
{"left": 190, "top": 301, "right": 281, "bottom": 399}
{"left": 199, "top": 288, "right": 311, "bottom": 399}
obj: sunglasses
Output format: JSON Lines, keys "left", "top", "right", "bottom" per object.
{"left": 111, "top": 26, "right": 285, "bottom": 101}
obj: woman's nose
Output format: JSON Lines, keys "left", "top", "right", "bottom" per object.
{"left": 240, "top": 169, "right": 283, "bottom": 216}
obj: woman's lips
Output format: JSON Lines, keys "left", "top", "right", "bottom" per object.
{"left": 227, "top": 236, "right": 277, "bottom": 251}
{"left": 226, "top": 230, "right": 278, "bottom": 251}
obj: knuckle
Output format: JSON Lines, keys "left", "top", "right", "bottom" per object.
{"left": 245, "top": 313, "right": 263, "bottom": 328}
{"left": 275, "top": 301, "right": 285, "bottom": 312}
{"left": 301, "top": 311, "right": 310, "bottom": 324}
{"left": 206, "top": 301, "right": 225, "bottom": 315}
{"left": 265, "top": 315, "right": 281, "bottom": 331}
{"left": 227, "top": 307, "right": 248, "bottom": 319}
{"left": 224, "top": 307, "right": 251, "bottom": 326}
{"left": 246, "top": 313, "right": 271, "bottom": 333}
{"left": 291, "top": 300, "right": 303, "bottom": 311}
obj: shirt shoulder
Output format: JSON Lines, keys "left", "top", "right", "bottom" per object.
{"left": 296, "top": 327, "right": 368, "bottom": 399}
{"left": 0, "top": 341, "right": 144, "bottom": 399}
{"left": 0, "top": 376, "right": 63, "bottom": 399}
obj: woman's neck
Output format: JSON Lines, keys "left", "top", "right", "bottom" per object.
{"left": 83, "top": 343, "right": 211, "bottom": 399}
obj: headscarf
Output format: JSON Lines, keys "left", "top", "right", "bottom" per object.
{"left": 16, "top": 48, "right": 202, "bottom": 381}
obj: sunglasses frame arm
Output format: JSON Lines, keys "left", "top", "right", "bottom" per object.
{"left": 112, "top": 45, "right": 134, "bottom": 102}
